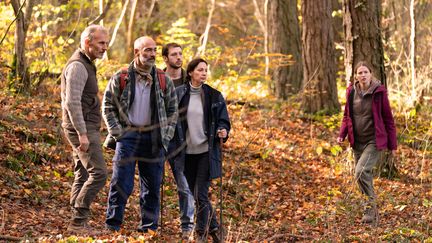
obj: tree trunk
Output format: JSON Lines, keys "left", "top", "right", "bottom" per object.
{"left": 343, "top": 0, "right": 386, "bottom": 86}
{"left": 268, "top": 0, "right": 302, "bottom": 99}
{"left": 11, "top": 0, "right": 35, "bottom": 93}
{"left": 343, "top": 0, "right": 397, "bottom": 178}
{"left": 252, "top": 0, "right": 269, "bottom": 85}
{"left": 409, "top": 0, "right": 417, "bottom": 107}
{"left": 125, "top": 0, "right": 139, "bottom": 62}
{"left": 301, "top": 0, "right": 340, "bottom": 114}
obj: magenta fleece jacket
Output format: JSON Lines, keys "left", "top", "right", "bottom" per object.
{"left": 338, "top": 84, "right": 397, "bottom": 150}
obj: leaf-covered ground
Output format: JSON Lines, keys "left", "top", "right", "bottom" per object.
{"left": 0, "top": 82, "right": 431, "bottom": 242}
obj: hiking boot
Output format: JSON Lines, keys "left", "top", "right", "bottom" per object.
{"left": 181, "top": 230, "right": 193, "bottom": 241}
{"left": 209, "top": 227, "right": 226, "bottom": 243}
{"left": 105, "top": 224, "right": 120, "bottom": 232}
{"left": 361, "top": 205, "right": 378, "bottom": 224}
{"left": 196, "top": 234, "right": 207, "bottom": 243}
{"left": 66, "top": 222, "right": 99, "bottom": 236}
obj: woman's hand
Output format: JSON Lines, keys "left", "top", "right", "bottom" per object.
{"left": 217, "top": 129, "right": 227, "bottom": 138}
{"left": 336, "top": 137, "right": 344, "bottom": 144}
{"left": 391, "top": 150, "right": 396, "bottom": 157}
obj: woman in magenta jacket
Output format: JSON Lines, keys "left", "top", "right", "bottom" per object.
{"left": 337, "top": 61, "right": 397, "bottom": 224}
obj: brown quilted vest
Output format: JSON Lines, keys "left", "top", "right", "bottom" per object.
{"left": 61, "top": 49, "right": 101, "bottom": 131}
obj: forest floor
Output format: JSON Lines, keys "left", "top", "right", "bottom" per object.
{"left": 0, "top": 81, "right": 431, "bottom": 242}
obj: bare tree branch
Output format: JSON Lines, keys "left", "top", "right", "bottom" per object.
{"left": 252, "top": 0, "right": 269, "bottom": 78}
{"left": 260, "top": 233, "right": 313, "bottom": 242}
{"left": 0, "top": 235, "right": 23, "bottom": 242}
{"left": 89, "top": 0, "right": 114, "bottom": 25}
{"left": 142, "top": 0, "right": 156, "bottom": 34}
{"left": 10, "top": 0, "right": 26, "bottom": 15}
{"left": 62, "top": 1, "right": 83, "bottom": 49}
{"left": 24, "top": 0, "right": 36, "bottom": 32}
{"left": 126, "top": 0, "right": 139, "bottom": 53}
{"left": 0, "top": 0, "right": 26, "bottom": 46}
{"left": 196, "top": 0, "right": 216, "bottom": 57}
{"left": 105, "top": 0, "right": 130, "bottom": 60}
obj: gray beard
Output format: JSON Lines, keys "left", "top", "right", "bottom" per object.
{"left": 135, "top": 62, "right": 153, "bottom": 74}
{"left": 141, "top": 62, "right": 153, "bottom": 72}
{"left": 135, "top": 57, "right": 154, "bottom": 73}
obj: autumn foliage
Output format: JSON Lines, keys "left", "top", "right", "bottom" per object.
{"left": 0, "top": 76, "right": 431, "bottom": 242}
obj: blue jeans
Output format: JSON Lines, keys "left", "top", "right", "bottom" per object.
{"left": 184, "top": 152, "right": 219, "bottom": 235}
{"left": 168, "top": 155, "right": 195, "bottom": 231}
{"left": 106, "top": 131, "right": 164, "bottom": 231}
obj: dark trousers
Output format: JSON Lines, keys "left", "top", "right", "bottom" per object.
{"left": 184, "top": 152, "right": 219, "bottom": 235}
{"left": 106, "top": 131, "right": 164, "bottom": 231}
{"left": 168, "top": 157, "right": 195, "bottom": 231}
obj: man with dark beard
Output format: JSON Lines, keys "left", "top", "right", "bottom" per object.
{"left": 162, "top": 43, "right": 194, "bottom": 240}
{"left": 162, "top": 43, "right": 187, "bottom": 86}
{"left": 102, "top": 36, "right": 178, "bottom": 232}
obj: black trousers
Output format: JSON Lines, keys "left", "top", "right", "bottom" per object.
{"left": 184, "top": 152, "right": 219, "bottom": 235}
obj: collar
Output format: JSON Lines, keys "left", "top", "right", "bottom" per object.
{"left": 79, "top": 48, "right": 94, "bottom": 63}
{"left": 354, "top": 80, "right": 381, "bottom": 96}
{"left": 133, "top": 62, "right": 153, "bottom": 85}
{"left": 164, "top": 67, "right": 184, "bottom": 80}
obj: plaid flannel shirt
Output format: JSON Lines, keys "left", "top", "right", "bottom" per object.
{"left": 102, "top": 63, "right": 178, "bottom": 151}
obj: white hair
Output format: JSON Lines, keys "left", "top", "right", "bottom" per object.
{"left": 80, "top": 25, "right": 108, "bottom": 48}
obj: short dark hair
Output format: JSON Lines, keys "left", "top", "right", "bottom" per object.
{"left": 186, "top": 58, "right": 208, "bottom": 82}
{"left": 162, "top": 43, "right": 182, "bottom": 57}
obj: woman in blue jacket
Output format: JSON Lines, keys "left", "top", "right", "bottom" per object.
{"left": 173, "top": 58, "right": 230, "bottom": 242}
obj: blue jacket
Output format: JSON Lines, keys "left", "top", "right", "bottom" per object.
{"left": 169, "top": 83, "right": 231, "bottom": 179}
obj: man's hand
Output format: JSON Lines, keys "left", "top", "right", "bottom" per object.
{"left": 336, "top": 137, "right": 344, "bottom": 144}
{"left": 78, "top": 133, "right": 90, "bottom": 152}
{"left": 217, "top": 129, "right": 227, "bottom": 139}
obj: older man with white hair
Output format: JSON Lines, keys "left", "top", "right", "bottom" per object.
{"left": 61, "top": 24, "right": 109, "bottom": 234}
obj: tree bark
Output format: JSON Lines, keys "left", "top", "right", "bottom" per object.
{"left": 409, "top": 0, "right": 417, "bottom": 107}
{"left": 301, "top": 0, "right": 340, "bottom": 114}
{"left": 141, "top": 0, "right": 157, "bottom": 36}
{"left": 11, "top": 0, "right": 35, "bottom": 93}
{"left": 252, "top": 0, "right": 269, "bottom": 83}
{"left": 343, "top": 0, "right": 397, "bottom": 178}
{"left": 343, "top": 0, "right": 386, "bottom": 86}
{"left": 268, "top": 0, "right": 303, "bottom": 99}
{"left": 125, "top": 0, "right": 139, "bottom": 62}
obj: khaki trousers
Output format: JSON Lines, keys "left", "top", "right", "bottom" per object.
{"left": 64, "top": 129, "right": 107, "bottom": 225}
{"left": 353, "top": 143, "right": 381, "bottom": 201}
